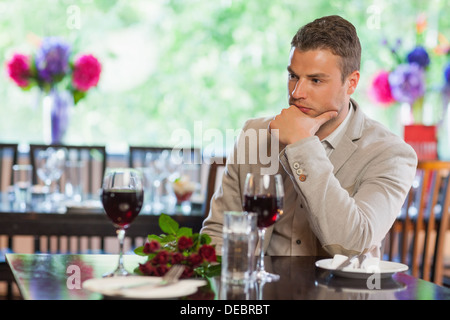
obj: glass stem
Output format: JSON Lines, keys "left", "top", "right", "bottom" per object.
{"left": 257, "top": 228, "right": 266, "bottom": 272}
{"left": 117, "top": 228, "right": 126, "bottom": 270}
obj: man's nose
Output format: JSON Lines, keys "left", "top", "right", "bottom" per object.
{"left": 291, "top": 79, "right": 307, "bottom": 99}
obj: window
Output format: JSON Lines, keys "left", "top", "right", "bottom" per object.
{"left": 1, "top": 0, "right": 448, "bottom": 155}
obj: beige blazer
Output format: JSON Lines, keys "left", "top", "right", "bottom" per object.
{"left": 201, "top": 100, "right": 418, "bottom": 257}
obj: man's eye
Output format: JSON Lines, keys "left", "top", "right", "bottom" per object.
{"left": 312, "top": 78, "right": 321, "bottom": 84}
{"left": 288, "top": 73, "right": 297, "bottom": 80}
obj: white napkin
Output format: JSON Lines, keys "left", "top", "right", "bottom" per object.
{"left": 331, "top": 254, "right": 380, "bottom": 271}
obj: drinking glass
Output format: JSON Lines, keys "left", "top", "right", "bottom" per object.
{"left": 36, "top": 148, "right": 65, "bottom": 211}
{"left": 101, "top": 168, "right": 144, "bottom": 277}
{"left": 12, "top": 164, "right": 33, "bottom": 211}
{"left": 243, "top": 173, "right": 284, "bottom": 282}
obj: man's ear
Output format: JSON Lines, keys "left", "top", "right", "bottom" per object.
{"left": 346, "top": 70, "right": 360, "bottom": 95}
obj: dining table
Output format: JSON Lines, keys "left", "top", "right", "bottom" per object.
{"left": 0, "top": 191, "right": 205, "bottom": 245}
{"left": 5, "top": 253, "right": 450, "bottom": 302}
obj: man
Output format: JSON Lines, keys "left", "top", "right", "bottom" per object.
{"left": 201, "top": 15, "right": 417, "bottom": 258}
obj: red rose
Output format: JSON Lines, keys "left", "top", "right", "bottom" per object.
{"left": 143, "top": 240, "right": 160, "bottom": 254}
{"left": 139, "top": 261, "right": 156, "bottom": 276}
{"left": 6, "top": 54, "right": 31, "bottom": 88}
{"left": 72, "top": 54, "right": 101, "bottom": 92}
{"left": 181, "top": 266, "right": 194, "bottom": 279}
{"left": 152, "top": 250, "right": 169, "bottom": 265}
{"left": 199, "top": 244, "right": 216, "bottom": 262}
{"left": 170, "top": 252, "right": 184, "bottom": 264}
{"left": 155, "top": 264, "right": 169, "bottom": 277}
{"left": 187, "top": 253, "right": 203, "bottom": 267}
{"left": 177, "top": 236, "right": 194, "bottom": 251}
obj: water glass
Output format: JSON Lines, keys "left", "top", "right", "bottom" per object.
{"left": 65, "top": 160, "right": 84, "bottom": 202}
{"left": 13, "top": 164, "right": 33, "bottom": 211}
{"left": 221, "top": 211, "right": 257, "bottom": 284}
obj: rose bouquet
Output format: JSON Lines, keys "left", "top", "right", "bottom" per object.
{"left": 5, "top": 36, "right": 101, "bottom": 104}
{"left": 369, "top": 14, "right": 450, "bottom": 125}
{"left": 134, "top": 214, "right": 221, "bottom": 279}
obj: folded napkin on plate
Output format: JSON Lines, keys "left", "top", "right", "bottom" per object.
{"left": 330, "top": 254, "right": 380, "bottom": 271}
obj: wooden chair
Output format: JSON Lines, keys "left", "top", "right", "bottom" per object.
{"left": 0, "top": 143, "right": 18, "bottom": 190}
{"left": 0, "top": 143, "right": 19, "bottom": 299}
{"left": 388, "top": 161, "right": 450, "bottom": 285}
{"left": 28, "top": 144, "right": 108, "bottom": 254}
{"left": 202, "top": 156, "right": 227, "bottom": 218}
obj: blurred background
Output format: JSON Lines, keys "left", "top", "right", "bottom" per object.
{"left": 1, "top": 0, "right": 449, "bottom": 157}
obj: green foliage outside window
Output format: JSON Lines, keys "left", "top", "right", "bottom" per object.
{"left": 1, "top": 0, "right": 449, "bottom": 154}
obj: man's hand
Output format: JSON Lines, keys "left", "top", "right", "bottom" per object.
{"left": 269, "top": 105, "right": 338, "bottom": 145}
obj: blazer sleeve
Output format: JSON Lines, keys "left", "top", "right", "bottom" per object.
{"left": 279, "top": 135, "right": 417, "bottom": 256}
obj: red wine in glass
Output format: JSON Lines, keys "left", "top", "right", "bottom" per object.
{"left": 101, "top": 168, "right": 144, "bottom": 277}
{"left": 243, "top": 173, "right": 284, "bottom": 282}
{"left": 244, "top": 194, "right": 283, "bottom": 228}
{"left": 102, "top": 189, "right": 143, "bottom": 228}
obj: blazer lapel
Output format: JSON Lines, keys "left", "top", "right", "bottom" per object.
{"left": 329, "top": 99, "right": 365, "bottom": 175}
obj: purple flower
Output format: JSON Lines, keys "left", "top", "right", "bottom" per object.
{"left": 406, "top": 46, "right": 430, "bottom": 68}
{"left": 34, "top": 37, "right": 71, "bottom": 83}
{"left": 444, "top": 63, "right": 450, "bottom": 85}
{"left": 388, "top": 63, "right": 425, "bottom": 104}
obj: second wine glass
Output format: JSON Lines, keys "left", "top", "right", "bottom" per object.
{"left": 243, "top": 173, "right": 284, "bottom": 282}
{"left": 101, "top": 168, "right": 144, "bottom": 277}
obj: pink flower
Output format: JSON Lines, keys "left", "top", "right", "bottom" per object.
{"left": 72, "top": 54, "right": 101, "bottom": 92}
{"left": 6, "top": 54, "right": 31, "bottom": 88}
{"left": 369, "top": 70, "right": 395, "bottom": 105}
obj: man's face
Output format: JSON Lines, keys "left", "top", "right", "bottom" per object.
{"left": 287, "top": 47, "right": 358, "bottom": 137}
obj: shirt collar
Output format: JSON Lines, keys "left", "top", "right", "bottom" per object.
{"left": 321, "top": 101, "right": 353, "bottom": 151}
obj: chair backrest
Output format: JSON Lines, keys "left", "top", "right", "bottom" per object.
{"left": 29, "top": 144, "right": 107, "bottom": 196}
{"left": 202, "top": 156, "right": 227, "bottom": 218}
{"left": 389, "top": 160, "right": 450, "bottom": 285}
{"left": 128, "top": 145, "right": 202, "bottom": 181}
{"left": 0, "top": 143, "right": 19, "bottom": 191}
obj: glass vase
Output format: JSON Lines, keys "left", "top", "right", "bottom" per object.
{"left": 42, "top": 88, "right": 73, "bottom": 144}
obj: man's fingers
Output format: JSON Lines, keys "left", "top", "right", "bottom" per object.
{"left": 316, "top": 111, "right": 338, "bottom": 126}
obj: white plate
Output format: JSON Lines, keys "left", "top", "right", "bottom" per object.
{"left": 315, "top": 259, "right": 408, "bottom": 279}
{"left": 83, "top": 276, "right": 207, "bottom": 299}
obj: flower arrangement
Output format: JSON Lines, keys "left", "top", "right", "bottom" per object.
{"left": 134, "top": 214, "right": 220, "bottom": 279}
{"left": 369, "top": 15, "right": 450, "bottom": 125}
{"left": 5, "top": 36, "right": 101, "bottom": 104}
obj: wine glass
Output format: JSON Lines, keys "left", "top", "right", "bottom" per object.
{"left": 36, "top": 147, "right": 65, "bottom": 211}
{"left": 101, "top": 168, "right": 144, "bottom": 277}
{"left": 243, "top": 173, "right": 284, "bottom": 282}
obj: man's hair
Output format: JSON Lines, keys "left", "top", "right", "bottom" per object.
{"left": 291, "top": 15, "right": 361, "bottom": 82}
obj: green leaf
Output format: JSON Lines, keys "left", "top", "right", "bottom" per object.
{"left": 176, "top": 227, "right": 192, "bottom": 238}
{"left": 73, "top": 89, "right": 86, "bottom": 104}
{"left": 159, "top": 213, "right": 179, "bottom": 235}
{"left": 199, "top": 233, "right": 212, "bottom": 245}
{"left": 134, "top": 246, "right": 146, "bottom": 256}
{"left": 147, "top": 234, "right": 162, "bottom": 242}
{"left": 160, "top": 234, "right": 176, "bottom": 244}
{"left": 203, "top": 264, "right": 221, "bottom": 277}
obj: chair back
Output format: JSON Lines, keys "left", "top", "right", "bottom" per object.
{"left": 202, "top": 156, "right": 227, "bottom": 217}
{"left": 29, "top": 144, "right": 107, "bottom": 195}
{"left": 0, "top": 143, "right": 19, "bottom": 191}
{"left": 0, "top": 143, "right": 18, "bottom": 298}
{"left": 389, "top": 160, "right": 450, "bottom": 285}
